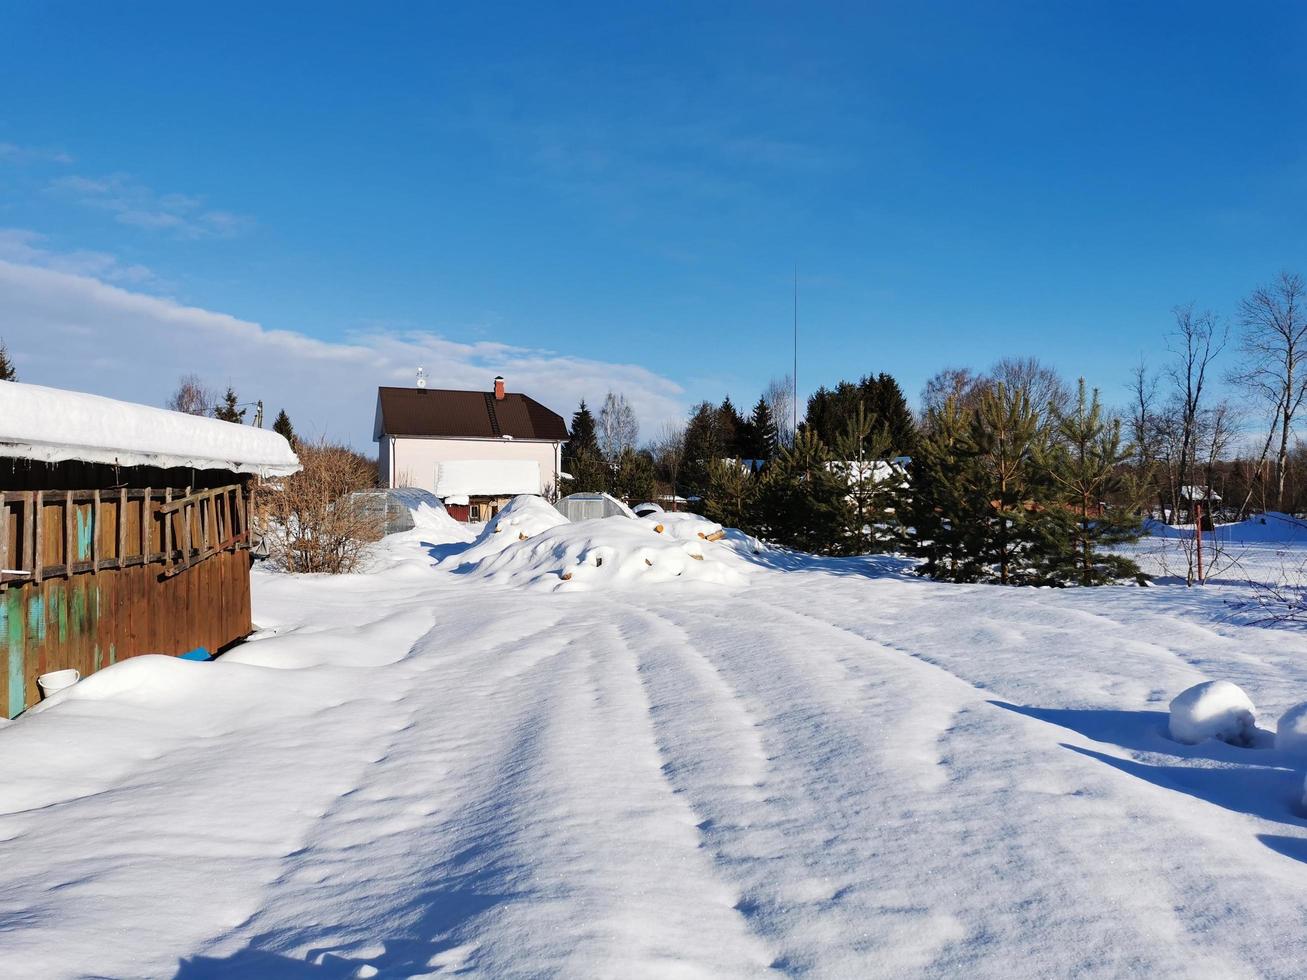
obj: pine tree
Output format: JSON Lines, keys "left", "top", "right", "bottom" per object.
{"left": 963, "top": 383, "right": 1065, "bottom": 585}
{"left": 832, "top": 404, "right": 900, "bottom": 554}
{"left": 273, "top": 409, "right": 295, "bottom": 444}
{"left": 0, "top": 338, "right": 16, "bottom": 382}
{"left": 705, "top": 457, "right": 757, "bottom": 531}
{"left": 214, "top": 386, "right": 246, "bottom": 423}
{"left": 909, "top": 397, "right": 980, "bottom": 581}
{"left": 562, "top": 400, "right": 609, "bottom": 493}
{"left": 611, "top": 447, "right": 655, "bottom": 502}
{"left": 1048, "top": 379, "right": 1144, "bottom": 584}
{"left": 755, "top": 430, "right": 846, "bottom": 553}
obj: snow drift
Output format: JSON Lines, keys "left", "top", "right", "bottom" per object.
{"left": 1168, "top": 680, "right": 1258, "bottom": 746}
{"left": 458, "top": 514, "right": 747, "bottom": 591}
{"left": 449, "top": 495, "right": 570, "bottom": 567}
{"left": 0, "top": 379, "right": 300, "bottom": 476}
{"left": 1275, "top": 701, "right": 1307, "bottom": 753}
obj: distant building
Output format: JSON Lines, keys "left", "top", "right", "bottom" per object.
{"left": 373, "top": 376, "right": 569, "bottom": 522}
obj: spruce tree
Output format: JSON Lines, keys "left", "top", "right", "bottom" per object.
{"left": 1048, "top": 379, "right": 1144, "bottom": 584}
{"left": 862, "top": 373, "right": 916, "bottom": 455}
{"left": 272, "top": 409, "right": 295, "bottom": 444}
{"left": 717, "top": 397, "right": 745, "bottom": 458}
{"left": 562, "top": 400, "right": 608, "bottom": 493}
{"left": 0, "top": 338, "right": 16, "bottom": 382}
{"left": 214, "top": 386, "right": 246, "bottom": 423}
{"left": 749, "top": 396, "right": 779, "bottom": 462}
{"left": 681, "top": 402, "right": 726, "bottom": 501}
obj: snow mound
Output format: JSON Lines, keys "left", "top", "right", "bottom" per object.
{"left": 449, "top": 495, "right": 571, "bottom": 566}
{"left": 1275, "top": 702, "right": 1307, "bottom": 753}
{"left": 639, "top": 510, "right": 727, "bottom": 543}
{"left": 1169, "top": 680, "right": 1257, "bottom": 746}
{"left": 459, "top": 516, "right": 749, "bottom": 592}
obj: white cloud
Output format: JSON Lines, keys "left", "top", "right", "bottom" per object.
{"left": 0, "top": 259, "right": 686, "bottom": 449}
{"left": 47, "top": 174, "right": 253, "bottom": 240}
{"left": 0, "top": 228, "right": 156, "bottom": 286}
{"left": 0, "top": 141, "right": 73, "bottom": 165}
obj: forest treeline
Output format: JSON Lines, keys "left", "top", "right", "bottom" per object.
{"left": 564, "top": 270, "right": 1307, "bottom": 587}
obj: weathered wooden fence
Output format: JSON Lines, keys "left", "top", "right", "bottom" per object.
{"left": 0, "top": 484, "right": 254, "bottom": 717}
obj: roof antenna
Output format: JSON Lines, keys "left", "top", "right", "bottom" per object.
{"left": 416, "top": 366, "right": 427, "bottom": 389}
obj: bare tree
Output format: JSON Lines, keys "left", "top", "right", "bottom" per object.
{"left": 597, "top": 391, "right": 639, "bottom": 462}
{"left": 167, "top": 374, "right": 214, "bottom": 416}
{"left": 1232, "top": 271, "right": 1307, "bottom": 511}
{"left": 650, "top": 421, "right": 686, "bottom": 508}
{"left": 1165, "top": 305, "right": 1228, "bottom": 520}
{"left": 1128, "top": 358, "right": 1158, "bottom": 470}
{"left": 920, "top": 367, "right": 982, "bottom": 422}
{"left": 989, "top": 356, "right": 1069, "bottom": 424}
{"left": 764, "top": 375, "right": 796, "bottom": 448}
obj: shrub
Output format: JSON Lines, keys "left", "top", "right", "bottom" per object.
{"left": 254, "top": 440, "right": 384, "bottom": 573}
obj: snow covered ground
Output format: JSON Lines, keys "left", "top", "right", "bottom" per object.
{"left": 4, "top": 504, "right": 1307, "bottom": 977}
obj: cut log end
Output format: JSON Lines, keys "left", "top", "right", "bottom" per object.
{"left": 705, "top": 530, "right": 726, "bottom": 541}
{"left": 653, "top": 524, "right": 665, "bottom": 534}
{"left": 560, "top": 571, "right": 573, "bottom": 581}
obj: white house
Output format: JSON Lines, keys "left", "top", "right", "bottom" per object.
{"left": 373, "top": 376, "right": 569, "bottom": 521}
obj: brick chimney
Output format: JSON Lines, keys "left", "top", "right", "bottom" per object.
{"left": 493, "top": 375, "right": 506, "bottom": 400}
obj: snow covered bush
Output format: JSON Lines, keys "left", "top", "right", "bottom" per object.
{"left": 254, "top": 440, "right": 384, "bottom": 573}
{"left": 1168, "top": 681, "right": 1257, "bottom": 746}
{"left": 1275, "top": 702, "right": 1307, "bottom": 753}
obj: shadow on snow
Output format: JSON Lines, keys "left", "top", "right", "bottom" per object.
{"left": 990, "top": 701, "right": 1307, "bottom": 860}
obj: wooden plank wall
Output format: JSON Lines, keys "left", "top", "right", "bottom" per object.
{"left": 0, "top": 485, "right": 253, "bottom": 718}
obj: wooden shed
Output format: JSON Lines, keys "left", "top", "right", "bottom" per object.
{"left": 0, "top": 381, "right": 300, "bottom": 718}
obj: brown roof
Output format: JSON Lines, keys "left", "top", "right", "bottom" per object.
{"left": 375, "top": 387, "right": 569, "bottom": 441}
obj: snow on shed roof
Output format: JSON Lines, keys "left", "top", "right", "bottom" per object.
{"left": 0, "top": 381, "right": 301, "bottom": 477}
{"left": 434, "top": 459, "right": 541, "bottom": 498}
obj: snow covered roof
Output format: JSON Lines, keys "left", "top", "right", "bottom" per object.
{"left": 0, "top": 380, "right": 301, "bottom": 477}
{"left": 1180, "top": 485, "right": 1222, "bottom": 502}
{"left": 434, "top": 459, "right": 541, "bottom": 498}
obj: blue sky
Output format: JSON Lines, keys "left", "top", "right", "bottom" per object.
{"left": 2, "top": 2, "right": 1305, "bottom": 444}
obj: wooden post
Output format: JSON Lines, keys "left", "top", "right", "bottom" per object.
{"left": 117, "top": 487, "right": 126, "bottom": 569}
{"left": 162, "top": 488, "right": 171, "bottom": 569}
{"left": 182, "top": 489, "right": 193, "bottom": 569}
{"left": 142, "top": 487, "right": 152, "bottom": 563}
{"left": 32, "top": 490, "right": 42, "bottom": 585}
{"left": 92, "top": 489, "right": 101, "bottom": 575}
{"left": 65, "top": 489, "right": 74, "bottom": 578}
{"left": 0, "top": 492, "right": 8, "bottom": 592}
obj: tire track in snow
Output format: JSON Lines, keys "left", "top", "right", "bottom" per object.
{"left": 633, "top": 590, "right": 1271, "bottom": 978}
{"left": 205, "top": 597, "right": 774, "bottom": 977}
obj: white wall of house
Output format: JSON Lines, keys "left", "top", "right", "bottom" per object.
{"left": 381, "top": 436, "right": 564, "bottom": 497}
